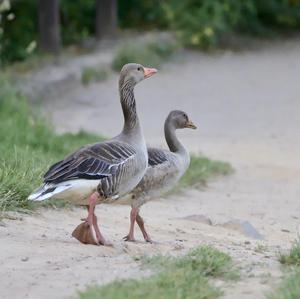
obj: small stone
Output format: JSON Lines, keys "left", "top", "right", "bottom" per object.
{"left": 175, "top": 239, "right": 184, "bottom": 242}
{"left": 0, "top": 221, "right": 6, "bottom": 227}
{"left": 281, "top": 229, "right": 290, "bottom": 233}
{"left": 244, "top": 241, "right": 251, "bottom": 245}
{"left": 174, "top": 243, "right": 184, "bottom": 250}
{"left": 21, "top": 257, "right": 29, "bottom": 262}
{"left": 219, "top": 219, "right": 264, "bottom": 240}
{"left": 182, "top": 214, "right": 212, "bottom": 225}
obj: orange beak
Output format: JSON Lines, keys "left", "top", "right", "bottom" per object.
{"left": 144, "top": 67, "right": 158, "bottom": 78}
{"left": 185, "top": 120, "right": 197, "bottom": 129}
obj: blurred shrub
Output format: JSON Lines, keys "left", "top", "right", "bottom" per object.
{"left": 81, "top": 66, "right": 109, "bottom": 85}
{"left": 118, "top": 0, "right": 168, "bottom": 29}
{"left": 0, "top": 0, "right": 96, "bottom": 65}
{"left": 60, "top": 0, "right": 95, "bottom": 44}
{"left": 112, "top": 34, "right": 179, "bottom": 71}
{"left": 164, "top": 0, "right": 300, "bottom": 49}
{"left": 1, "top": 0, "right": 37, "bottom": 64}
{"left": 1, "top": 0, "right": 300, "bottom": 64}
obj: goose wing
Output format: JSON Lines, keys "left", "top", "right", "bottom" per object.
{"left": 147, "top": 148, "right": 169, "bottom": 166}
{"left": 44, "top": 141, "right": 136, "bottom": 185}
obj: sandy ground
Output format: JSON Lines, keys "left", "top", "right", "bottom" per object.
{"left": 1, "top": 38, "right": 300, "bottom": 299}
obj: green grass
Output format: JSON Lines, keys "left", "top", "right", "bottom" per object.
{"left": 267, "top": 271, "right": 300, "bottom": 299}
{"left": 78, "top": 245, "right": 237, "bottom": 299}
{"left": 266, "top": 242, "right": 300, "bottom": 299}
{"left": 112, "top": 35, "right": 179, "bottom": 71}
{"left": 143, "top": 245, "right": 239, "bottom": 280}
{"left": 178, "top": 155, "right": 233, "bottom": 190}
{"left": 81, "top": 67, "right": 109, "bottom": 85}
{"left": 0, "top": 77, "right": 103, "bottom": 211}
{"left": 279, "top": 242, "right": 300, "bottom": 267}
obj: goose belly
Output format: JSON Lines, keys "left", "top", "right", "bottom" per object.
{"left": 132, "top": 161, "right": 185, "bottom": 207}
{"left": 141, "top": 170, "right": 181, "bottom": 197}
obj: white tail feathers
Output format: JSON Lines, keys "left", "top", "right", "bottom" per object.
{"left": 28, "top": 184, "right": 71, "bottom": 201}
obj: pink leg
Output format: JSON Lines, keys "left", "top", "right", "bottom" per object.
{"left": 136, "top": 213, "right": 152, "bottom": 243}
{"left": 123, "top": 207, "right": 139, "bottom": 242}
{"left": 92, "top": 213, "right": 111, "bottom": 246}
{"left": 86, "top": 192, "right": 97, "bottom": 227}
{"left": 72, "top": 192, "right": 109, "bottom": 246}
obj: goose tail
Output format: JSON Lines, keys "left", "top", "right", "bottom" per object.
{"left": 28, "top": 184, "right": 71, "bottom": 201}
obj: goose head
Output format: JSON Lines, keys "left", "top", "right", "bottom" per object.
{"left": 168, "top": 110, "right": 197, "bottom": 130}
{"left": 119, "top": 63, "right": 157, "bottom": 88}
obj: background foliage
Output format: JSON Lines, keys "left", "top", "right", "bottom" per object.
{"left": 1, "top": 0, "right": 300, "bottom": 64}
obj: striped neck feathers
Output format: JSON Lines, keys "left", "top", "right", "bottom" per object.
{"left": 119, "top": 79, "right": 139, "bottom": 132}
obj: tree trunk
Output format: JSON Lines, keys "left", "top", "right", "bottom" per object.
{"left": 38, "top": 0, "right": 60, "bottom": 54}
{"left": 95, "top": 0, "right": 117, "bottom": 40}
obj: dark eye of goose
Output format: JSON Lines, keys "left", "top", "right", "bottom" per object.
{"left": 137, "top": 67, "right": 142, "bottom": 71}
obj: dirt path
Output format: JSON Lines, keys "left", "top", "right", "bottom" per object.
{"left": 1, "top": 39, "right": 300, "bottom": 299}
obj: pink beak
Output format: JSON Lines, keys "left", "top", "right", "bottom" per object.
{"left": 143, "top": 67, "right": 158, "bottom": 78}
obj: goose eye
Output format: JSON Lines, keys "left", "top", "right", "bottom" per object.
{"left": 137, "top": 67, "right": 141, "bottom": 71}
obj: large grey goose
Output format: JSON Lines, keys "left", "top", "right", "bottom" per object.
{"left": 28, "top": 63, "right": 157, "bottom": 245}
{"left": 123, "top": 110, "right": 196, "bottom": 242}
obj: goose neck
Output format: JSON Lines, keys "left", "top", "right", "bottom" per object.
{"left": 164, "top": 122, "right": 186, "bottom": 155}
{"left": 119, "top": 82, "right": 140, "bottom": 134}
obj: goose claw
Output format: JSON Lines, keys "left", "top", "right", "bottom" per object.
{"left": 123, "top": 235, "right": 136, "bottom": 242}
{"left": 145, "top": 238, "right": 153, "bottom": 244}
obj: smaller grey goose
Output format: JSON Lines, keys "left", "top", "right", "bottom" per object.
{"left": 124, "top": 110, "right": 196, "bottom": 242}
{"left": 28, "top": 63, "right": 157, "bottom": 246}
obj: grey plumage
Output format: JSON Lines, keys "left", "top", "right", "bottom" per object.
{"left": 28, "top": 63, "right": 157, "bottom": 205}
{"left": 131, "top": 110, "right": 197, "bottom": 208}
{"left": 43, "top": 141, "right": 137, "bottom": 199}
{"left": 124, "top": 110, "right": 196, "bottom": 242}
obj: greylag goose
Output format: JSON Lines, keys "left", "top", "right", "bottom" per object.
{"left": 123, "top": 110, "right": 196, "bottom": 242}
{"left": 28, "top": 63, "right": 157, "bottom": 245}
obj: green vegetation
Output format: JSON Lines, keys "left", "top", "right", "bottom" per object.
{"left": 267, "top": 271, "right": 300, "bottom": 299}
{"left": 143, "top": 245, "right": 239, "bottom": 280}
{"left": 112, "top": 35, "right": 179, "bottom": 71}
{"left": 2, "top": 1, "right": 300, "bottom": 64}
{"left": 121, "top": 0, "right": 300, "bottom": 49}
{"left": 0, "top": 77, "right": 103, "bottom": 211}
{"left": 267, "top": 241, "right": 300, "bottom": 299}
{"left": 78, "top": 246, "right": 237, "bottom": 299}
{"left": 163, "top": 0, "right": 300, "bottom": 49}
{"left": 178, "top": 155, "right": 233, "bottom": 190}
{"left": 279, "top": 242, "right": 300, "bottom": 267}
{"left": 81, "top": 67, "right": 109, "bottom": 85}
{"left": 0, "top": 0, "right": 96, "bottom": 65}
